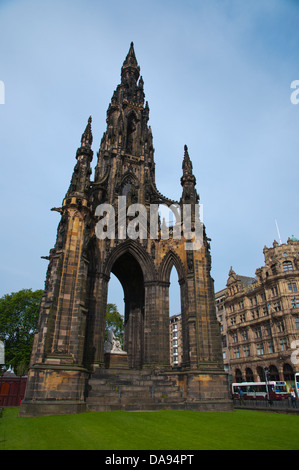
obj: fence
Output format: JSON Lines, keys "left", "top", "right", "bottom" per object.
{"left": 233, "top": 397, "right": 298, "bottom": 412}
{"left": 0, "top": 377, "right": 27, "bottom": 407}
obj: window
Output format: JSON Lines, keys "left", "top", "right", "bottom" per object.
{"left": 288, "top": 283, "right": 297, "bottom": 293}
{"left": 243, "top": 345, "right": 250, "bottom": 357}
{"left": 234, "top": 347, "right": 240, "bottom": 359}
{"left": 277, "top": 320, "right": 285, "bottom": 332}
{"left": 232, "top": 332, "right": 238, "bottom": 343}
{"left": 257, "top": 343, "right": 264, "bottom": 355}
{"left": 295, "top": 318, "right": 299, "bottom": 330}
{"left": 241, "top": 330, "right": 248, "bottom": 341}
{"left": 265, "top": 324, "right": 272, "bottom": 336}
{"left": 283, "top": 261, "right": 293, "bottom": 272}
{"left": 121, "top": 180, "right": 132, "bottom": 199}
{"left": 271, "top": 264, "right": 277, "bottom": 275}
{"left": 263, "top": 307, "right": 268, "bottom": 316}
{"left": 231, "top": 316, "right": 236, "bottom": 325}
{"left": 280, "top": 338, "right": 287, "bottom": 351}
{"left": 271, "top": 286, "right": 278, "bottom": 297}
{"left": 291, "top": 297, "right": 299, "bottom": 309}
{"left": 255, "top": 327, "right": 262, "bottom": 338}
{"left": 240, "top": 313, "right": 246, "bottom": 323}
{"left": 274, "top": 302, "right": 281, "bottom": 312}
{"left": 268, "top": 341, "right": 274, "bottom": 354}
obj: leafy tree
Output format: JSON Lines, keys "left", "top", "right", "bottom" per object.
{"left": 0, "top": 289, "right": 43, "bottom": 375}
{"left": 105, "top": 303, "right": 124, "bottom": 346}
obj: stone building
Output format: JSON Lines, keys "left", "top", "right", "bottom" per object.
{"left": 20, "top": 43, "right": 231, "bottom": 416}
{"left": 169, "top": 314, "right": 183, "bottom": 367}
{"left": 217, "top": 237, "right": 299, "bottom": 388}
{"left": 215, "top": 288, "right": 231, "bottom": 375}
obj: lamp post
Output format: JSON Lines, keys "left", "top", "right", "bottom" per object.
{"left": 0, "top": 341, "right": 4, "bottom": 366}
{"left": 264, "top": 367, "right": 270, "bottom": 402}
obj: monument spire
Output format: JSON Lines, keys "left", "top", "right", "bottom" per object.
{"left": 121, "top": 42, "right": 140, "bottom": 84}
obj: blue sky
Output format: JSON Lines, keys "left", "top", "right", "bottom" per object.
{"left": 0, "top": 0, "right": 298, "bottom": 316}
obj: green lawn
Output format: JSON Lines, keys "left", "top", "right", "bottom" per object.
{"left": 0, "top": 407, "right": 298, "bottom": 450}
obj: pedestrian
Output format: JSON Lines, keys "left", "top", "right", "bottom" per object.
{"left": 239, "top": 388, "right": 245, "bottom": 405}
{"left": 290, "top": 388, "right": 297, "bottom": 409}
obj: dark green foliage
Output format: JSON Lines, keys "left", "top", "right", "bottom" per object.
{"left": 0, "top": 289, "right": 43, "bottom": 374}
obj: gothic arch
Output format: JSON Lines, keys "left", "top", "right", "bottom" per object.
{"left": 283, "top": 363, "right": 294, "bottom": 381}
{"left": 158, "top": 250, "right": 186, "bottom": 284}
{"left": 269, "top": 365, "right": 280, "bottom": 381}
{"left": 121, "top": 170, "right": 139, "bottom": 187}
{"left": 103, "top": 239, "right": 157, "bottom": 283}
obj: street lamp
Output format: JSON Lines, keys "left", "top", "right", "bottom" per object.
{"left": 264, "top": 367, "right": 270, "bottom": 402}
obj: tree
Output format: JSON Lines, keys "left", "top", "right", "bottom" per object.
{"left": 0, "top": 289, "right": 43, "bottom": 375}
{"left": 106, "top": 303, "right": 124, "bottom": 346}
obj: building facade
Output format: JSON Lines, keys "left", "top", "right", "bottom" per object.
{"left": 169, "top": 314, "right": 183, "bottom": 367}
{"left": 215, "top": 288, "right": 230, "bottom": 374}
{"left": 217, "top": 237, "right": 299, "bottom": 389}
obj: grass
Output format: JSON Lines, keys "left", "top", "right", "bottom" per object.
{"left": 0, "top": 407, "right": 299, "bottom": 450}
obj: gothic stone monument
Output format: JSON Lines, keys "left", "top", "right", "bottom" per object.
{"left": 20, "top": 43, "right": 232, "bottom": 416}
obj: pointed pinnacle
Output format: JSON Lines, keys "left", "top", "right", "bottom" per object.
{"left": 182, "top": 144, "right": 193, "bottom": 171}
{"left": 123, "top": 42, "right": 137, "bottom": 67}
{"left": 184, "top": 144, "right": 189, "bottom": 158}
{"left": 81, "top": 116, "right": 93, "bottom": 147}
{"left": 121, "top": 42, "right": 140, "bottom": 82}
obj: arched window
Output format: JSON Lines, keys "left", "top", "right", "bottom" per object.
{"left": 122, "top": 180, "right": 132, "bottom": 199}
{"left": 257, "top": 366, "right": 264, "bottom": 382}
{"left": 169, "top": 266, "right": 182, "bottom": 368}
{"left": 235, "top": 369, "right": 243, "bottom": 383}
{"left": 283, "top": 261, "right": 293, "bottom": 272}
{"left": 246, "top": 368, "right": 254, "bottom": 382}
{"left": 269, "top": 365, "right": 280, "bottom": 381}
{"left": 283, "top": 363, "right": 294, "bottom": 382}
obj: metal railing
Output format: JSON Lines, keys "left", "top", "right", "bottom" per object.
{"left": 233, "top": 397, "right": 298, "bottom": 411}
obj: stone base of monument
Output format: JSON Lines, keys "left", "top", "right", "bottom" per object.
{"left": 104, "top": 352, "right": 129, "bottom": 369}
{"left": 86, "top": 367, "right": 234, "bottom": 412}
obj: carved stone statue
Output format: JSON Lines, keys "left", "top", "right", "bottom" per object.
{"left": 104, "top": 327, "right": 126, "bottom": 354}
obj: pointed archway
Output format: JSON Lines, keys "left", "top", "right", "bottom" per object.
{"left": 111, "top": 252, "right": 144, "bottom": 368}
